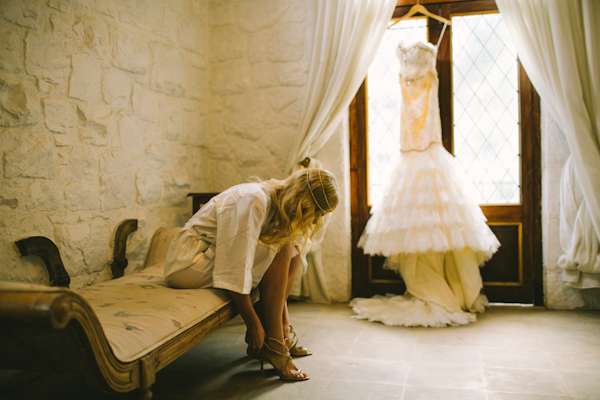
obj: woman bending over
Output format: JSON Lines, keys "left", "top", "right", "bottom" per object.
{"left": 164, "top": 168, "right": 339, "bottom": 381}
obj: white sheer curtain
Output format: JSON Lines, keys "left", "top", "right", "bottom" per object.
{"left": 288, "top": 0, "right": 397, "bottom": 302}
{"left": 496, "top": 0, "right": 600, "bottom": 288}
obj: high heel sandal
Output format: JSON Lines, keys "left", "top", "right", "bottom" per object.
{"left": 285, "top": 325, "right": 313, "bottom": 357}
{"left": 259, "top": 338, "right": 309, "bottom": 381}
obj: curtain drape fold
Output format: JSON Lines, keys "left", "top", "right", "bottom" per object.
{"left": 496, "top": 0, "right": 600, "bottom": 287}
{"left": 288, "top": 0, "right": 397, "bottom": 302}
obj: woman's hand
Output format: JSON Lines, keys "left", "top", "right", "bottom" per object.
{"left": 228, "top": 291, "right": 265, "bottom": 357}
{"left": 245, "top": 323, "right": 266, "bottom": 357}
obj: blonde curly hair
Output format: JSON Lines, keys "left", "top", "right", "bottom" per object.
{"left": 259, "top": 168, "right": 339, "bottom": 248}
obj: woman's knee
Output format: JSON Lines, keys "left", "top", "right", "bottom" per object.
{"left": 278, "top": 242, "right": 295, "bottom": 259}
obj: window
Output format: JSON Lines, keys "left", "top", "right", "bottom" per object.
{"left": 350, "top": 1, "right": 541, "bottom": 304}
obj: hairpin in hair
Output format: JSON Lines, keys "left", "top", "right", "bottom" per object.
{"left": 306, "top": 170, "right": 330, "bottom": 213}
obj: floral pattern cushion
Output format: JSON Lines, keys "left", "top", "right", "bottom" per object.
{"left": 77, "top": 263, "right": 232, "bottom": 362}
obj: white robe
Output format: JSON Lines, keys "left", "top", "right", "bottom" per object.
{"left": 164, "top": 183, "right": 280, "bottom": 294}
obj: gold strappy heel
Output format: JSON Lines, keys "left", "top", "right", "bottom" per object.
{"left": 286, "top": 325, "right": 313, "bottom": 357}
{"left": 259, "top": 338, "right": 309, "bottom": 381}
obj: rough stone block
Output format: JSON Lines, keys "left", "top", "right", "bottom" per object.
{"left": 189, "top": 0, "right": 207, "bottom": 19}
{"left": 82, "top": 229, "right": 110, "bottom": 273}
{"left": 0, "top": 26, "right": 24, "bottom": 73}
{"left": 249, "top": 62, "right": 276, "bottom": 88}
{"left": 30, "top": 181, "right": 61, "bottom": 211}
{"left": 43, "top": 97, "right": 76, "bottom": 133}
{"left": 247, "top": 32, "right": 266, "bottom": 64}
{"left": 77, "top": 102, "right": 112, "bottom": 126}
{"left": 180, "top": 114, "right": 206, "bottom": 146}
{"left": 100, "top": 150, "right": 134, "bottom": 177}
{"left": 0, "top": 75, "right": 42, "bottom": 127}
{"left": 165, "top": 0, "right": 185, "bottom": 14}
{"left": 95, "top": 1, "right": 118, "bottom": 18}
{"left": 48, "top": 0, "right": 71, "bottom": 12}
{"left": 210, "top": 60, "right": 249, "bottom": 95}
{"left": 0, "top": 0, "right": 43, "bottom": 29}
{"left": 185, "top": 50, "right": 207, "bottom": 71}
{"left": 234, "top": 1, "right": 289, "bottom": 33}
{"left": 25, "top": 31, "right": 69, "bottom": 85}
{"left": 70, "top": 0, "right": 94, "bottom": 11}
{"left": 136, "top": 0, "right": 163, "bottom": 21}
{"left": 79, "top": 126, "right": 110, "bottom": 146}
{"left": 4, "top": 139, "right": 54, "bottom": 179}
{"left": 102, "top": 68, "right": 132, "bottom": 109}
{"left": 132, "top": 83, "right": 157, "bottom": 122}
{"left": 49, "top": 12, "right": 74, "bottom": 39}
{"left": 2, "top": 82, "right": 28, "bottom": 116}
{"left": 63, "top": 146, "right": 99, "bottom": 181}
{"left": 69, "top": 54, "right": 102, "bottom": 102}
{"left": 186, "top": 66, "right": 207, "bottom": 101}
{"left": 53, "top": 131, "right": 78, "bottom": 146}
{"left": 118, "top": 115, "right": 151, "bottom": 152}
{"left": 110, "top": 27, "right": 148, "bottom": 74}
{"left": 0, "top": 77, "right": 40, "bottom": 126}
{"left": 119, "top": 11, "right": 168, "bottom": 39}
{"left": 0, "top": 195, "right": 19, "bottom": 209}
{"left": 276, "top": 62, "right": 306, "bottom": 87}
{"left": 210, "top": 27, "right": 244, "bottom": 62}
{"left": 64, "top": 181, "right": 100, "bottom": 211}
{"left": 266, "top": 23, "right": 304, "bottom": 62}
{"left": 177, "top": 16, "right": 205, "bottom": 54}
{"left": 158, "top": 103, "right": 182, "bottom": 141}
{"left": 208, "top": 0, "right": 232, "bottom": 27}
{"left": 144, "top": 143, "right": 167, "bottom": 169}
{"left": 136, "top": 169, "right": 163, "bottom": 205}
{"left": 72, "top": 16, "right": 109, "bottom": 58}
{"left": 265, "top": 87, "right": 301, "bottom": 112}
{"left": 150, "top": 42, "right": 186, "bottom": 97}
{"left": 100, "top": 172, "right": 136, "bottom": 211}
{"left": 286, "top": 1, "right": 306, "bottom": 23}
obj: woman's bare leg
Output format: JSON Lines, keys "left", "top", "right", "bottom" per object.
{"left": 258, "top": 243, "right": 307, "bottom": 378}
{"left": 282, "top": 254, "right": 301, "bottom": 340}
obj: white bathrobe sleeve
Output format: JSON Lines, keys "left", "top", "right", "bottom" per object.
{"left": 212, "top": 193, "right": 268, "bottom": 294}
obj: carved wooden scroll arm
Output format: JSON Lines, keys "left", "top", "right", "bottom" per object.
{"left": 14, "top": 236, "right": 71, "bottom": 288}
{"left": 110, "top": 219, "right": 138, "bottom": 279}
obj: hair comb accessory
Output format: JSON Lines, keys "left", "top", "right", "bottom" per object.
{"left": 317, "top": 169, "right": 332, "bottom": 212}
{"left": 306, "top": 170, "right": 329, "bottom": 213}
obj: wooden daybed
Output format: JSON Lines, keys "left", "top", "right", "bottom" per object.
{"left": 0, "top": 217, "right": 254, "bottom": 399}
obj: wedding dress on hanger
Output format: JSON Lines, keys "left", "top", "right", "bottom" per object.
{"left": 351, "top": 38, "right": 500, "bottom": 327}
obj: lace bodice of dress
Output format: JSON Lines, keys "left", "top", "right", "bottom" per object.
{"left": 396, "top": 41, "right": 442, "bottom": 151}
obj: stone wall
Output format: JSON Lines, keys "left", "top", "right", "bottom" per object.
{"left": 0, "top": 0, "right": 209, "bottom": 288}
{"left": 203, "top": 0, "right": 310, "bottom": 189}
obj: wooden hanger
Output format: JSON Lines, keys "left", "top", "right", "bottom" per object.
{"left": 389, "top": 2, "right": 451, "bottom": 28}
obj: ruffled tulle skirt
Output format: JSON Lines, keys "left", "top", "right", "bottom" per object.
{"left": 358, "top": 143, "right": 500, "bottom": 260}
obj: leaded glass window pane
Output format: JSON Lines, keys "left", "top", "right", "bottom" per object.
{"left": 452, "top": 14, "right": 520, "bottom": 204}
{"left": 367, "top": 19, "right": 427, "bottom": 207}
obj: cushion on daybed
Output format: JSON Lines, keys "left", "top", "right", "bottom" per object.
{"left": 75, "top": 227, "right": 243, "bottom": 362}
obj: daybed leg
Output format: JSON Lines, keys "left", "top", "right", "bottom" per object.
{"left": 131, "top": 387, "right": 153, "bottom": 400}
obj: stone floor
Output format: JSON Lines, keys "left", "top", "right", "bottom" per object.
{"left": 1, "top": 302, "right": 600, "bottom": 400}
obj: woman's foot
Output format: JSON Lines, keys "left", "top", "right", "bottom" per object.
{"left": 285, "top": 325, "right": 312, "bottom": 357}
{"left": 260, "top": 338, "right": 309, "bottom": 381}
